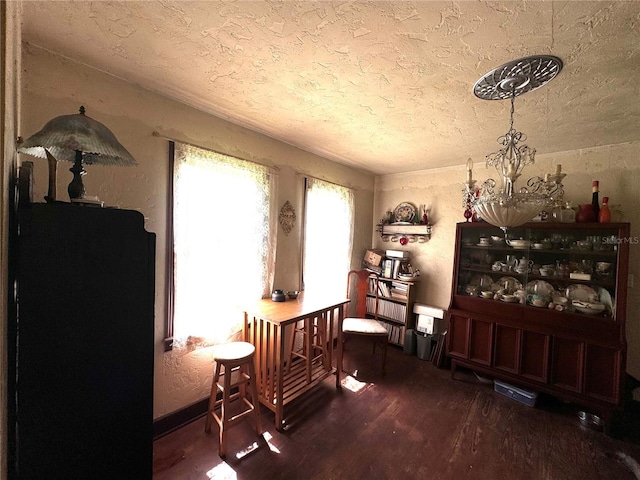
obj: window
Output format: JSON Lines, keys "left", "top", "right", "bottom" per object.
{"left": 303, "top": 178, "right": 354, "bottom": 298}
{"left": 168, "top": 142, "right": 277, "bottom": 352}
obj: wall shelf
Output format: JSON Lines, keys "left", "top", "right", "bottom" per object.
{"left": 377, "top": 223, "right": 431, "bottom": 243}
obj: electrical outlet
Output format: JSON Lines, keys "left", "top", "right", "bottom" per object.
{"left": 629, "top": 274, "right": 635, "bottom": 288}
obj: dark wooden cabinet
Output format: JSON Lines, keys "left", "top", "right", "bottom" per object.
{"left": 446, "top": 221, "right": 629, "bottom": 425}
{"left": 10, "top": 203, "right": 156, "bottom": 479}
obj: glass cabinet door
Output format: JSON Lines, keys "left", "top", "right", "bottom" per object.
{"left": 456, "top": 225, "right": 619, "bottom": 320}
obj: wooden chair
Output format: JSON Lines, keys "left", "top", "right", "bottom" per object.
{"left": 204, "top": 341, "right": 263, "bottom": 457}
{"left": 340, "top": 270, "right": 388, "bottom": 375}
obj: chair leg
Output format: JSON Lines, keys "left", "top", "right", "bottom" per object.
{"left": 381, "top": 339, "right": 387, "bottom": 375}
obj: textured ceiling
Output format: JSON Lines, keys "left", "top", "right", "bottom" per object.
{"left": 20, "top": 1, "right": 640, "bottom": 175}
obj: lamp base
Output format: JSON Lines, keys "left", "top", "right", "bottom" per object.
{"left": 68, "top": 150, "right": 86, "bottom": 200}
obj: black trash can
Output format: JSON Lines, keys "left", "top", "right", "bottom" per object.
{"left": 403, "top": 329, "right": 417, "bottom": 355}
{"left": 416, "top": 333, "right": 433, "bottom": 360}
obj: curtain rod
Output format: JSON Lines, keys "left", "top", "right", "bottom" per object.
{"left": 152, "top": 130, "right": 279, "bottom": 173}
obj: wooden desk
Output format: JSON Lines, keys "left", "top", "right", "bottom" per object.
{"left": 243, "top": 295, "right": 349, "bottom": 430}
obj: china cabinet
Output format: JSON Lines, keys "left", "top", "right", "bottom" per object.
{"left": 446, "top": 221, "right": 630, "bottom": 429}
{"left": 367, "top": 276, "right": 417, "bottom": 346}
{"left": 10, "top": 203, "right": 155, "bottom": 478}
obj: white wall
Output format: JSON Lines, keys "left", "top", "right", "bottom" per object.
{"left": 374, "top": 142, "right": 640, "bottom": 381}
{"left": 20, "top": 45, "right": 375, "bottom": 418}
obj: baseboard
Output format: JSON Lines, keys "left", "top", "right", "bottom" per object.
{"left": 153, "top": 397, "right": 209, "bottom": 439}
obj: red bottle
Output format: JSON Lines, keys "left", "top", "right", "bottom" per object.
{"left": 599, "top": 197, "right": 611, "bottom": 223}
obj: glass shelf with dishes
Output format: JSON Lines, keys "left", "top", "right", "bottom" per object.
{"left": 455, "top": 223, "right": 624, "bottom": 319}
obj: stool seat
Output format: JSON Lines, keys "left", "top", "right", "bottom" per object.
{"left": 213, "top": 341, "right": 255, "bottom": 362}
{"left": 205, "top": 341, "right": 263, "bottom": 457}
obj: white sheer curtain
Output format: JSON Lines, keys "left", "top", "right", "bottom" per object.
{"left": 172, "top": 142, "right": 277, "bottom": 353}
{"left": 303, "top": 178, "right": 354, "bottom": 299}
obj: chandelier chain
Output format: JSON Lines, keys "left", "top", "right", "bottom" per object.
{"left": 509, "top": 87, "right": 515, "bottom": 132}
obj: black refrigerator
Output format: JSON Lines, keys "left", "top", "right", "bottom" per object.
{"left": 10, "top": 202, "right": 156, "bottom": 479}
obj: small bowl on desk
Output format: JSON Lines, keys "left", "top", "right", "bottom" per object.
{"left": 287, "top": 290, "right": 300, "bottom": 300}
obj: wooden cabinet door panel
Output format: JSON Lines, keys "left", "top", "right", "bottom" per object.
{"left": 448, "top": 314, "right": 469, "bottom": 359}
{"left": 584, "top": 344, "right": 620, "bottom": 403}
{"left": 552, "top": 337, "right": 584, "bottom": 393}
{"left": 494, "top": 325, "right": 520, "bottom": 373}
{"left": 469, "top": 319, "right": 493, "bottom": 365}
{"left": 520, "top": 331, "right": 549, "bottom": 382}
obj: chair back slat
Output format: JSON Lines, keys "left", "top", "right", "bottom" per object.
{"left": 346, "top": 270, "right": 378, "bottom": 319}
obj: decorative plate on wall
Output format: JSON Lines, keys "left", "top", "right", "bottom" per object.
{"left": 279, "top": 200, "right": 296, "bottom": 235}
{"left": 393, "top": 202, "right": 416, "bottom": 223}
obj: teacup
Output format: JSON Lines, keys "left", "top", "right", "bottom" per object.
{"left": 478, "top": 237, "right": 490, "bottom": 246}
{"left": 539, "top": 267, "right": 553, "bottom": 276}
{"left": 554, "top": 296, "right": 569, "bottom": 306}
{"left": 491, "top": 235, "right": 504, "bottom": 244}
{"left": 576, "top": 240, "right": 591, "bottom": 250}
{"left": 527, "top": 294, "right": 547, "bottom": 307}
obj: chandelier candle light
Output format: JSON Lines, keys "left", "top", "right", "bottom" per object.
{"left": 466, "top": 55, "right": 564, "bottom": 231}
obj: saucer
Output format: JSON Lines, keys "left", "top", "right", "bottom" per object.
{"left": 501, "top": 295, "right": 519, "bottom": 303}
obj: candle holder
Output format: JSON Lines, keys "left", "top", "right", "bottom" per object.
{"left": 462, "top": 158, "right": 479, "bottom": 222}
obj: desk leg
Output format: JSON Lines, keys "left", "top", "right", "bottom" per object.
{"left": 276, "top": 324, "right": 285, "bottom": 430}
{"left": 336, "top": 305, "right": 344, "bottom": 389}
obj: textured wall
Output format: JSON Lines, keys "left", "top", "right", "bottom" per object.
{"left": 20, "top": 45, "right": 375, "bottom": 418}
{"left": 375, "top": 143, "right": 640, "bottom": 381}
{"left": 3, "top": 3, "right": 22, "bottom": 478}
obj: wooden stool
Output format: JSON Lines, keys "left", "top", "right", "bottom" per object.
{"left": 287, "top": 313, "right": 329, "bottom": 373}
{"left": 204, "top": 341, "right": 263, "bottom": 457}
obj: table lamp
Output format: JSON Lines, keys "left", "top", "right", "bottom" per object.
{"left": 17, "top": 106, "right": 137, "bottom": 202}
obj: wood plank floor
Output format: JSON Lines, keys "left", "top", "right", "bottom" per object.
{"left": 153, "top": 341, "right": 640, "bottom": 480}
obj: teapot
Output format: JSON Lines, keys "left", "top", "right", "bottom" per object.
{"left": 271, "top": 289, "right": 286, "bottom": 302}
{"left": 505, "top": 238, "right": 531, "bottom": 249}
{"left": 515, "top": 257, "right": 533, "bottom": 273}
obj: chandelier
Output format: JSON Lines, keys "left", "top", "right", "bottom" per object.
{"left": 465, "top": 55, "right": 563, "bottom": 231}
